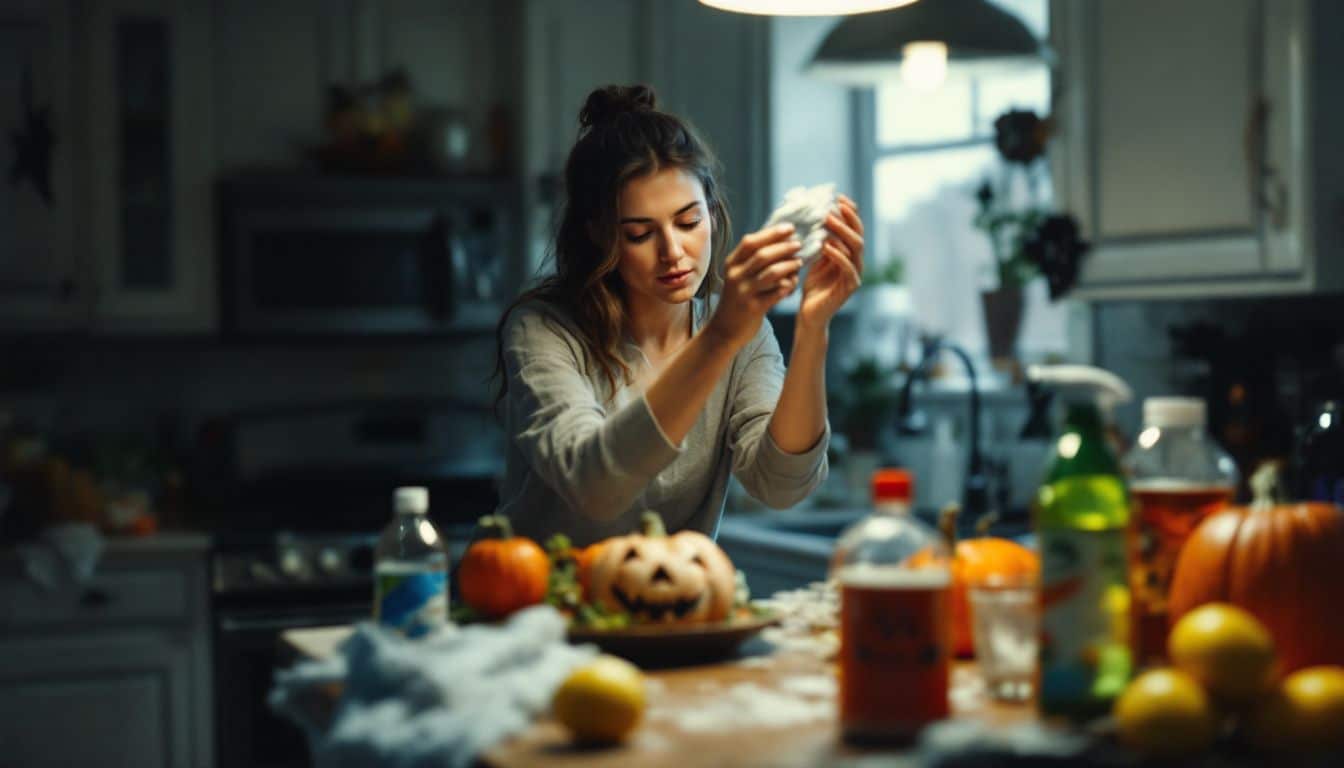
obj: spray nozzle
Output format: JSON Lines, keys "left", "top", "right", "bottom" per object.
{"left": 1026, "top": 364, "right": 1133, "bottom": 412}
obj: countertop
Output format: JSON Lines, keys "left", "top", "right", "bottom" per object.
{"left": 281, "top": 625, "right": 1031, "bottom": 768}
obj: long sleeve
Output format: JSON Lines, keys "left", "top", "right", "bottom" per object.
{"left": 726, "top": 321, "right": 830, "bottom": 509}
{"left": 503, "top": 306, "right": 683, "bottom": 522}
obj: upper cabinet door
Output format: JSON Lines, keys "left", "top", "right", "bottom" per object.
{"left": 0, "top": 0, "right": 88, "bottom": 330}
{"left": 1053, "top": 0, "right": 1337, "bottom": 298}
{"left": 84, "top": 0, "right": 215, "bottom": 331}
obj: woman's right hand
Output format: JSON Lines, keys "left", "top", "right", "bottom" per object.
{"left": 704, "top": 223, "right": 803, "bottom": 350}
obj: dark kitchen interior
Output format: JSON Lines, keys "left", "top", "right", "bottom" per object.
{"left": 2, "top": 1, "right": 1343, "bottom": 766}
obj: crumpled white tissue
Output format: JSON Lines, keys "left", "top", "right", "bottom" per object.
{"left": 762, "top": 183, "right": 839, "bottom": 266}
{"left": 16, "top": 523, "right": 104, "bottom": 590}
{"left": 270, "top": 604, "right": 598, "bottom": 768}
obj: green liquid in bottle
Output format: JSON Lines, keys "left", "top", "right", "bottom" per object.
{"left": 1035, "top": 404, "right": 1133, "bottom": 721}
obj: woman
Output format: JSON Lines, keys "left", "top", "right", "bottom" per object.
{"left": 493, "top": 84, "right": 864, "bottom": 546}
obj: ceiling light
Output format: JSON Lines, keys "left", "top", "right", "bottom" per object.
{"left": 698, "top": 0, "right": 920, "bottom": 17}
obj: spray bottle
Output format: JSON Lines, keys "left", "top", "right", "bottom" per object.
{"left": 1027, "top": 364, "right": 1133, "bottom": 721}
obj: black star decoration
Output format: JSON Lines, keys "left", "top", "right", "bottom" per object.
{"left": 9, "top": 63, "right": 55, "bottom": 206}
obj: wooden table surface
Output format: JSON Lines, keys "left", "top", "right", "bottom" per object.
{"left": 281, "top": 625, "right": 1034, "bottom": 768}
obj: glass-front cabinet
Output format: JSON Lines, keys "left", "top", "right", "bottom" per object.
{"left": 84, "top": 0, "right": 215, "bottom": 331}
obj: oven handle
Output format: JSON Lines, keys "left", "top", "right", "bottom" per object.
{"left": 218, "top": 612, "right": 366, "bottom": 634}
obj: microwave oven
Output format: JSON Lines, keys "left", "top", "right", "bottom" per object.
{"left": 219, "top": 174, "right": 521, "bottom": 335}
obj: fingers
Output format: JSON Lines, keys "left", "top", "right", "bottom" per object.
{"left": 821, "top": 241, "right": 862, "bottom": 289}
{"left": 836, "top": 194, "right": 864, "bottom": 236}
{"left": 753, "top": 257, "right": 802, "bottom": 292}
{"left": 824, "top": 208, "right": 865, "bottom": 278}
{"left": 732, "top": 223, "right": 796, "bottom": 264}
{"left": 741, "top": 239, "right": 803, "bottom": 277}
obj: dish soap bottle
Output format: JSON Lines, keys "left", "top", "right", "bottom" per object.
{"left": 1026, "top": 365, "right": 1133, "bottom": 721}
{"left": 374, "top": 486, "right": 449, "bottom": 637}
{"left": 831, "top": 468, "right": 953, "bottom": 745}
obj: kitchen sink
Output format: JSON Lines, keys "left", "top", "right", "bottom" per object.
{"left": 717, "top": 506, "right": 1034, "bottom": 598}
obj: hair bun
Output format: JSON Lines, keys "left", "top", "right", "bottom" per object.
{"left": 579, "top": 84, "right": 657, "bottom": 130}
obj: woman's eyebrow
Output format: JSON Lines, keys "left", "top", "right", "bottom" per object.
{"left": 620, "top": 201, "right": 702, "bottom": 224}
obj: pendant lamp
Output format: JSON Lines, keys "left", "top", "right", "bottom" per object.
{"left": 806, "top": 0, "right": 1043, "bottom": 87}
{"left": 698, "top": 0, "right": 920, "bottom": 16}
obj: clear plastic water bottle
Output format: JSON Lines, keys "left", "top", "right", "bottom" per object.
{"left": 374, "top": 486, "right": 448, "bottom": 637}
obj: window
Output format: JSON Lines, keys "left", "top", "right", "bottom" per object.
{"left": 855, "top": 0, "right": 1066, "bottom": 369}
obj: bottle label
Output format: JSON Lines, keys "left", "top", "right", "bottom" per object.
{"left": 1039, "top": 528, "right": 1131, "bottom": 713}
{"left": 837, "top": 569, "right": 951, "bottom": 739}
{"left": 376, "top": 567, "right": 447, "bottom": 638}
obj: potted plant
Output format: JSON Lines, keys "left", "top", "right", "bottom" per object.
{"left": 829, "top": 357, "right": 901, "bottom": 503}
{"left": 973, "top": 109, "right": 1090, "bottom": 371}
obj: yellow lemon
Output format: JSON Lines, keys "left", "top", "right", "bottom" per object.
{"left": 1169, "top": 603, "right": 1277, "bottom": 705}
{"left": 551, "top": 655, "right": 647, "bottom": 743}
{"left": 1247, "top": 665, "right": 1344, "bottom": 752}
{"left": 1114, "top": 668, "right": 1218, "bottom": 758}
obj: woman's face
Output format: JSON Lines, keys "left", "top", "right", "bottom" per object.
{"left": 612, "top": 167, "right": 712, "bottom": 309}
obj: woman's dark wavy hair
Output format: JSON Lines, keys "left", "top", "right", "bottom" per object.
{"left": 492, "top": 84, "right": 732, "bottom": 407}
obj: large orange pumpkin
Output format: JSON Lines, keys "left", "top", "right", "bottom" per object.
{"left": 586, "top": 512, "right": 736, "bottom": 624}
{"left": 458, "top": 514, "right": 551, "bottom": 619}
{"left": 1169, "top": 463, "right": 1344, "bottom": 673}
{"left": 933, "top": 506, "right": 1040, "bottom": 658}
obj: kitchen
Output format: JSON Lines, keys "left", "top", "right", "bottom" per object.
{"left": 1, "top": 0, "right": 1342, "bottom": 766}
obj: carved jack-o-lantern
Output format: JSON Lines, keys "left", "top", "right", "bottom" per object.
{"left": 586, "top": 512, "right": 737, "bottom": 623}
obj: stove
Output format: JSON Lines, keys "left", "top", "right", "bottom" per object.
{"left": 205, "top": 399, "right": 501, "bottom": 768}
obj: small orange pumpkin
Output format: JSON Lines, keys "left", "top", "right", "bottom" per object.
{"left": 1169, "top": 463, "right": 1344, "bottom": 673}
{"left": 935, "top": 506, "right": 1040, "bottom": 658}
{"left": 458, "top": 514, "right": 551, "bottom": 619}
{"left": 586, "top": 512, "right": 736, "bottom": 623}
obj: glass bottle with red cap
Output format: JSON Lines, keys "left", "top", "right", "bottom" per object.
{"left": 830, "top": 468, "right": 952, "bottom": 745}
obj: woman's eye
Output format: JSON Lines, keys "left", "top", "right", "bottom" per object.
{"left": 677, "top": 219, "right": 702, "bottom": 231}
{"left": 625, "top": 231, "right": 653, "bottom": 243}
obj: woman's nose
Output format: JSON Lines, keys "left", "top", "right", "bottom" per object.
{"left": 659, "top": 226, "right": 683, "bottom": 263}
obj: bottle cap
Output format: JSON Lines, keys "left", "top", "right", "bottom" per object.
{"left": 394, "top": 486, "right": 429, "bottom": 515}
{"left": 872, "top": 468, "right": 913, "bottom": 502}
{"left": 1143, "top": 397, "right": 1206, "bottom": 428}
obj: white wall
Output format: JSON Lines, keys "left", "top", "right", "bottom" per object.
{"left": 769, "top": 16, "right": 854, "bottom": 210}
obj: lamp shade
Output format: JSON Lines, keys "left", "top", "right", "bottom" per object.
{"left": 698, "top": 0, "right": 919, "bottom": 16}
{"left": 806, "top": 0, "right": 1042, "bottom": 84}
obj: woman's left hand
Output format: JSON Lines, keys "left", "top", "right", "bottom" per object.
{"left": 798, "top": 194, "right": 864, "bottom": 330}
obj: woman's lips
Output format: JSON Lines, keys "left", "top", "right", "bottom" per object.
{"left": 657, "top": 269, "right": 692, "bottom": 287}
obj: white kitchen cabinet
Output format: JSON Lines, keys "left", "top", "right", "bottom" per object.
{"left": 82, "top": 0, "right": 217, "bottom": 332}
{"left": 0, "top": 0, "right": 88, "bottom": 331}
{"left": 0, "top": 535, "right": 214, "bottom": 768}
{"left": 1052, "top": 0, "right": 1344, "bottom": 299}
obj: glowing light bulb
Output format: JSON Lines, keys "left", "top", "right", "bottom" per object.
{"left": 901, "top": 41, "right": 947, "bottom": 92}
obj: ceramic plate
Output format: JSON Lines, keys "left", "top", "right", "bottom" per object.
{"left": 566, "top": 608, "right": 781, "bottom": 667}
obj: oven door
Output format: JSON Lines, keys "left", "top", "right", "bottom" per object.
{"left": 214, "top": 600, "right": 369, "bottom": 768}
{"left": 228, "top": 209, "right": 466, "bottom": 335}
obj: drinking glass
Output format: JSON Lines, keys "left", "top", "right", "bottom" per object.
{"left": 968, "top": 576, "right": 1039, "bottom": 702}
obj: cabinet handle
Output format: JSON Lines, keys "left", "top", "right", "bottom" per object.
{"left": 1244, "top": 97, "right": 1289, "bottom": 230}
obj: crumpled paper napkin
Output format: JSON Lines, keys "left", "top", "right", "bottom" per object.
{"left": 270, "top": 604, "right": 597, "bottom": 768}
{"left": 762, "top": 183, "right": 839, "bottom": 266}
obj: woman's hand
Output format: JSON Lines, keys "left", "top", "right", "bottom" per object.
{"left": 798, "top": 195, "right": 864, "bottom": 332}
{"left": 705, "top": 223, "right": 803, "bottom": 350}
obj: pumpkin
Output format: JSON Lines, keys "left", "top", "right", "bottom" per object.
{"left": 458, "top": 514, "right": 551, "bottom": 619}
{"left": 1169, "top": 463, "right": 1344, "bottom": 673}
{"left": 585, "top": 512, "right": 736, "bottom": 624}
{"left": 935, "top": 505, "right": 1040, "bottom": 658}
